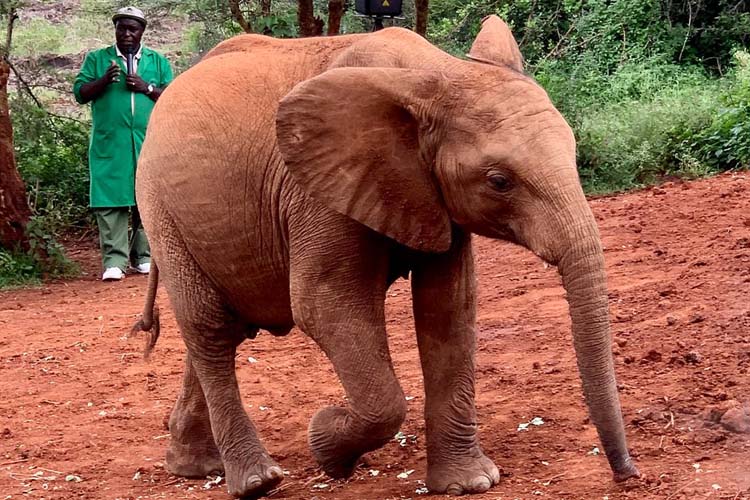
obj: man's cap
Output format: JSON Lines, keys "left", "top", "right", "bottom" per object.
{"left": 112, "top": 6, "right": 147, "bottom": 28}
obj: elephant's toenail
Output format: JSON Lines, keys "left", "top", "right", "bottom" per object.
{"left": 267, "top": 466, "right": 284, "bottom": 480}
{"left": 470, "top": 476, "right": 491, "bottom": 492}
{"left": 446, "top": 484, "right": 464, "bottom": 496}
{"left": 490, "top": 467, "right": 501, "bottom": 484}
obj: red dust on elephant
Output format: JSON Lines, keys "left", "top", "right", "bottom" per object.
{"left": 132, "top": 15, "right": 640, "bottom": 498}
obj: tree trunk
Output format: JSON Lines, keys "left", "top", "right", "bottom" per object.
{"left": 261, "top": 0, "right": 272, "bottom": 16}
{"left": 327, "top": 0, "right": 344, "bottom": 35}
{"left": 0, "top": 60, "right": 31, "bottom": 250}
{"left": 298, "top": 0, "right": 323, "bottom": 37}
{"left": 229, "top": 0, "right": 253, "bottom": 33}
{"left": 415, "top": 0, "right": 429, "bottom": 37}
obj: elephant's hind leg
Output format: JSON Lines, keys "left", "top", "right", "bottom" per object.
{"left": 166, "top": 352, "right": 224, "bottom": 478}
{"left": 158, "top": 215, "right": 283, "bottom": 498}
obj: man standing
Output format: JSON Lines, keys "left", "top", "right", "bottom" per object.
{"left": 73, "top": 6, "right": 173, "bottom": 281}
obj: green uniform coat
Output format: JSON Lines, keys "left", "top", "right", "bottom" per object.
{"left": 74, "top": 46, "right": 173, "bottom": 208}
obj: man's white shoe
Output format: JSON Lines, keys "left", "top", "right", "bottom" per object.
{"left": 135, "top": 262, "right": 151, "bottom": 274}
{"left": 102, "top": 267, "right": 124, "bottom": 281}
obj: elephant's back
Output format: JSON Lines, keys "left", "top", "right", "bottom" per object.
{"left": 136, "top": 38, "right": 355, "bottom": 326}
{"left": 138, "top": 35, "right": 361, "bottom": 208}
{"left": 137, "top": 48, "right": 302, "bottom": 238}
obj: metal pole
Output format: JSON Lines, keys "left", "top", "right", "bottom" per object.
{"left": 373, "top": 15, "right": 384, "bottom": 31}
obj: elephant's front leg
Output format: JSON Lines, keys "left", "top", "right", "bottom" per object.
{"left": 411, "top": 230, "right": 500, "bottom": 495}
{"left": 290, "top": 219, "right": 407, "bottom": 479}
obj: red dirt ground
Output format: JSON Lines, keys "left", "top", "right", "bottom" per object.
{"left": 1, "top": 173, "right": 750, "bottom": 500}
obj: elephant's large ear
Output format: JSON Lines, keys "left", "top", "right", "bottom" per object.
{"left": 275, "top": 67, "right": 452, "bottom": 253}
{"left": 467, "top": 15, "right": 524, "bottom": 72}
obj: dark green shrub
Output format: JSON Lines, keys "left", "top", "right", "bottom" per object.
{"left": 11, "top": 95, "right": 91, "bottom": 233}
{"left": 0, "top": 216, "right": 79, "bottom": 288}
{"left": 693, "top": 51, "right": 750, "bottom": 169}
{"left": 538, "top": 59, "right": 723, "bottom": 192}
{"left": 0, "top": 247, "right": 39, "bottom": 288}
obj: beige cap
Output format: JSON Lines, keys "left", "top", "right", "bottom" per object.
{"left": 112, "top": 6, "right": 147, "bottom": 28}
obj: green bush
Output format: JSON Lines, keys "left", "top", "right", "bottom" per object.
{"left": 541, "top": 57, "right": 736, "bottom": 192}
{"left": 3, "top": 96, "right": 86, "bottom": 288}
{"left": 559, "top": 53, "right": 750, "bottom": 192}
{"left": 574, "top": 74, "right": 721, "bottom": 192}
{"left": 0, "top": 216, "right": 80, "bottom": 288}
{"left": 693, "top": 51, "right": 750, "bottom": 169}
{"left": 11, "top": 95, "right": 92, "bottom": 233}
{"left": 428, "top": 0, "right": 748, "bottom": 71}
{"left": 0, "top": 247, "right": 40, "bottom": 288}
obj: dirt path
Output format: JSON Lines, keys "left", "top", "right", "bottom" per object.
{"left": 1, "top": 173, "right": 749, "bottom": 499}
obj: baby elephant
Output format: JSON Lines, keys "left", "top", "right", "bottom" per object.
{"left": 133, "top": 15, "right": 639, "bottom": 498}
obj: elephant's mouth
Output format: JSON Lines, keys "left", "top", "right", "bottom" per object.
{"left": 459, "top": 220, "right": 517, "bottom": 245}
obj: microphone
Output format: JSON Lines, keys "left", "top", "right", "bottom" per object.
{"left": 126, "top": 47, "right": 135, "bottom": 76}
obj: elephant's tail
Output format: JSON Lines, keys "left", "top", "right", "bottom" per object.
{"left": 129, "top": 260, "right": 161, "bottom": 360}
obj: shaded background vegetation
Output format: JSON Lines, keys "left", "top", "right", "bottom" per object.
{"left": 1, "top": 0, "right": 749, "bottom": 285}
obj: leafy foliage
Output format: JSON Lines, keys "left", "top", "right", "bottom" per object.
{"left": 0, "top": 247, "right": 40, "bottom": 288}
{"left": 693, "top": 51, "right": 750, "bottom": 169}
{"left": 1, "top": 95, "right": 85, "bottom": 287}
{"left": 11, "top": 96, "right": 91, "bottom": 233}
{"left": 3, "top": 0, "right": 750, "bottom": 288}
{"left": 427, "top": 0, "right": 749, "bottom": 190}
{"left": 179, "top": 0, "right": 368, "bottom": 54}
{"left": 428, "top": 0, "right": 749, "bottom": 71}
{"left": 0, "top": 216, "right": 79, "bottom": 288}
{"left": 574, "top": 71, "right": 721, "bottom": 191}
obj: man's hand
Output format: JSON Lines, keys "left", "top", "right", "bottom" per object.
{"left": 102, "top": 60, "right": 121, "bottom": 85}
{"left": 126, "top": 74, "right": 150, "bottom": 94}
{"left": 78, "top": 60, "right": 120, "bottom": 103}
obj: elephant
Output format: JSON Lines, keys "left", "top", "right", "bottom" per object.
{"left": 132, "top": 15, "right": 640, "bottom": 498}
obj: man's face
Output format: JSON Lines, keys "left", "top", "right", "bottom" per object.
{"left": 115, "top": 18, "right": 145, "bottom": 52}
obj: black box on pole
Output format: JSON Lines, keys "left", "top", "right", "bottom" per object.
{"left": 354, "top": 0, "right": 402, "bottom": 16}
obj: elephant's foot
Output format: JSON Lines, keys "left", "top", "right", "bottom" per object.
{"left": 224, "top": 454, "right": 284, "bottom": 498}
{"left": 308, "top": 407, "right": 361, "bottom": 478}
{"left": 308, "top": 406, "right": 397, "bottom": 478}
{"left": 427, "top": 447, "right": 500, "bottom": 496}
{"left": 612, "top": 458, "right": 641, "bottom": 482}
{"left": 166, "top": 399, "right": 223, "bottom": 478}
{"left": 166, "top": 438, "right": 224, "bottom": 478}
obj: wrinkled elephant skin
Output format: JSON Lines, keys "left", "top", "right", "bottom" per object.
{"left": 135, "top": 16, "right": 639, "bottom": 499}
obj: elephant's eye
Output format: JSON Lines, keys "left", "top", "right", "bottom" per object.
{"left": 487, "top": 173, "right": 513, "bottom": 193}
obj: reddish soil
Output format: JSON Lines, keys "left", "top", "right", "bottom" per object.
{"left": 2, "top": 173, "right": 750, "bottom": 500}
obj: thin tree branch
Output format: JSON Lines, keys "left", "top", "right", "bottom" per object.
{"left": 3, "top": 6, "right": 19, "bottom": 59}
{"left": 529, "top": 19, "right": 577, "bottom": 72}
{"left": 24, "top": 82, "right": 70, "bottom": 93}
{"left": 47, "top": 110, "right": 88, "bottom": 127}
{"left": 518, "top": 0, "right": 541, "bottom": 49}
{"left": 6, "top": 59, "right": 43, "bottom": 108}
{"left": 678, "top": 0, "right": 694, "bottom": 62}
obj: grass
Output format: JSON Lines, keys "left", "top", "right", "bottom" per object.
{"left": 7, "top": 4, "right": 186, "bottom": 59}
{"left": 9, "top": 15, "right": 113, "bottom": 57}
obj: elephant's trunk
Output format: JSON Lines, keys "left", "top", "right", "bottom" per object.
{"left": 555, "top": 210, "right": 640, "bottom": 482}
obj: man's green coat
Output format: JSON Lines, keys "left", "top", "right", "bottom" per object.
{"left": 74, "top": 46, "right": 173, "bottom": 207}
